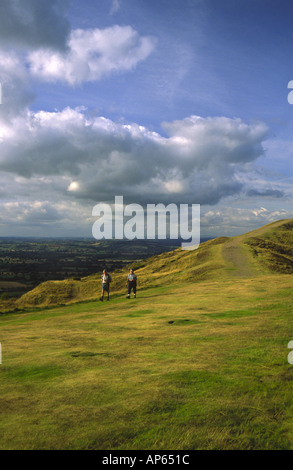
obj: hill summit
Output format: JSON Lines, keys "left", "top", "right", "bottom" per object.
{"left": 16, "top": 218, "right": 293, "bottom": 309}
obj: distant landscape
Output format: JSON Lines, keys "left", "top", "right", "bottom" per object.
{"left": 0, "top": 238, "right": 194, "bottom": 302}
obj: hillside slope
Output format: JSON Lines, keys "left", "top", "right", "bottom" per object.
{"left": 2, "top": 268, "right": 293, "bottom": 449}
{"left": 15, "top": 218, "right": 293, "bottom": 309}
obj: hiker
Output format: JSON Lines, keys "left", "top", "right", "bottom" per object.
{"left": 100, "top": 269, "right": 112, "bottom": 301}
{"left": 126, "top": 268, "right": 137, "bottom": 299}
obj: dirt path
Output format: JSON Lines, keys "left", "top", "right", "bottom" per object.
{"left": 221, "top": 219, "right": 290, "bottom": 278}
{"left": 221, "top": 237, "right": 257, "bottom": 278}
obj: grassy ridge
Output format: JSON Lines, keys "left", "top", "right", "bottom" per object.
{"left": 244, "top": 220, "right": 293, "bottom": 273}
{"left": 12, "top": 236, "right": 229, "bottom": 309}
{"left": 14, "top": 218, "right": 293, "bottom": 310}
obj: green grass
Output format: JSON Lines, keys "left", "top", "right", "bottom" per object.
{"left": 1, "top": 219, "right": 293, "bottom": 449}
{"left": 1, "top": 273, "right": 293, "bottom": 450}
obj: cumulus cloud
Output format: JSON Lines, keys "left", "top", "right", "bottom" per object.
{"left": 0, "top": 0, "right": 70, "bottom": 50}
{"left": 28, "top": 26, "right": 156, "bottom": 85}
{"left": 0, "top": 6, "right": 156, "bottom": 128}
{"left": 0, "top": 200, "right": 63, "bottom": 226}
{"left": 201, "top": 206, "right": 292, "bottom": 236}
{"left": 0, "top": 197, "right": 93, "bottom": 237}
{"left": 0, "top": 109, "right": 269, "bottom": 206}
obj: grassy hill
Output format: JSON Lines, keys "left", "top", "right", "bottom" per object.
{"left": 14, "top": 218, "right": 293, "bottom": 309}
{"left": 0, "top": 219, "right": 293, "bottom": 450}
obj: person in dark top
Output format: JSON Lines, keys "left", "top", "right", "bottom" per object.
{"left": 126, "top": 268, "right": 137, "bottom": 299}
{"left": 100, "top": 269, "right": 112, "bottom": 301}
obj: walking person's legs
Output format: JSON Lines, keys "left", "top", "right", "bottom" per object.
{"left": 126, "top": 281, "right": 131, "bottom": 298}
{"left": 126, "top": 281, "right": 136, "bottom": 298}
{"left": 100, "top": 283, "right": 110, "bottom": 301}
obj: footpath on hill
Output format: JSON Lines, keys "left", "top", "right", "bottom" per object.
{"left": 221, "top": 219, "right": 290, "bottom": 278}
{"left": 221, "top": 238, "right": 256, "bottom": 278}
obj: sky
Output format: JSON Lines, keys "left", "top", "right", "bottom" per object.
{"left": 0, "top": 0, "right": 293, "bottom": 239}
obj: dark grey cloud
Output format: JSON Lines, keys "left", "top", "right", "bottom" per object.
{"left": 246, "top": 189, "right": 284, "bottom": 198}
{"left": 0, "top": 0, "right": 70, "bottom": 50}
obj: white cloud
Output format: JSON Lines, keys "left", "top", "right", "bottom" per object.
{"left": 251, "top": 207, "right": 268, "bottom": 217}
{"left": 0, "top": 196, "right": 94, "bottom": 237}
{"left": 67, "top": 181, "right": 80, "bottom": 192}
{"left": 0, "top": 109, "right": 269, "bottom": 206}
{"left": 0, "top": 200, "right": 64, "bottom": 225}
{"left": 28, "top": 26, "right": 156, "bottom": 85}
{"left": 110, "top": 0, "right": 120, "bottom": 15}
{"left": 164, "top": 180, "right": 184, "bottom": 193}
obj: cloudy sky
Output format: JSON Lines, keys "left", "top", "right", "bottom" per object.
{"left": 1, "top": 0, "right": 293, "bottom": 238}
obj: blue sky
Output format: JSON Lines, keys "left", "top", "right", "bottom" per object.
{"left": 0, "top": 0, "right": 293, "bottom": 238}
{"left": 32, "top": 0, "right": 293, "bottom": 129}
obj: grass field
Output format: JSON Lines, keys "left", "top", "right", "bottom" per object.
{"left": 0, "top": 274, "right": 293, "bottom": 449}
{"left": 0, "top": 219, "right": 293, "bottom": 449}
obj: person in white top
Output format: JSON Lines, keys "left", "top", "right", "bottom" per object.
{"left": 100, "top": 269, "right": 112, "bottom": 301}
